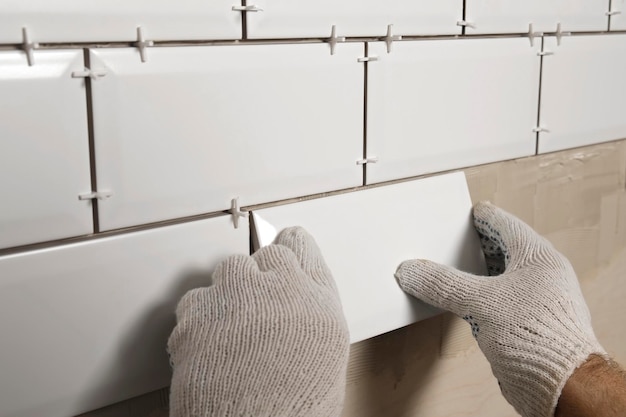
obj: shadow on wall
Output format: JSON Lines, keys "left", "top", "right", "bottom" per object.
{"left": 342, "top": 311, "right": 450, "bottom": 417}
{"left": 74, "top": 267, "right": 216, "bottom": 416}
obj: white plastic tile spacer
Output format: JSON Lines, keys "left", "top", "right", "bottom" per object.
{"left": 356, "top": 157, "right": 379, "bottom": 165}
{"left": 230, "top": 197, "right": 249, "bottom": 229}
{"left": 456, "top": 20, "right": 477, "bottom": 30}
{"left": 357, "top": 56, "right": 379, "bottom": 63}
{"left": 526, "top": 23, "right": 544, "bottom": 47}
{"left": 555, "top": 23, "right": 571, "bottom": 46}
{"left": 71, "top": 68, "right": 108, "bottom": 80}
{"left": 383, "top": 24, "right": 402, "bottom": 53}
{"left": 21, "top": 27, "right": 38, "bottom": 66}
{"left": 532, "top": 127, "right": 550, "bottom": 133}
{"left": 327, "top": 25, "right": 346, "bottom": 56}
{"left": 78, "top": 191, "right": 113, "bottom": 201}
{"left": 232, "top": 4, "right": 263, "bottom": 12}
{"left": 135, "top": 27, "right": 154, "bottom": 63}
{"left": 606, "top": 10, "right": 622, "bottom": 16}
{"left": 537, "top": 50, "right": 554, "bottom": 57}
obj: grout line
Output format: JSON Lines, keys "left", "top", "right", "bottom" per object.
{"left": 535, "top": 36, "right": 545, "bottom": 156}
{"left": 462, "top": 0, "right": 467, "bottom": 36}
{"left": 2, "top": 29, "right": 626, "bottom": 51}
{"left": 83, "top": 48, "right": 100, "bottom": 233}
{"left": 362, "top": 42, "right": 368, "bottom": 186}
{"left": 0, "top": 210, "right": 229, "bottom": 257}
{"left": 608, "top": 0, "right": 613, "bottom": 31}
{"left": 241, "top": 0, "right": 248, "bottom": 40}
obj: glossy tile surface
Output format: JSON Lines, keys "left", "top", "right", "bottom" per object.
{"left": 0, "top": 50, "right": 93, "bottom": 249}
{"left": 247, "top": 0, "right": 462, "bottom": 38}
{"left": 252, "top": 172, "right": 486, "bottom": 343}
{"left": 538, "top": 35, "right": 626, "bottom": 154}
{"left": 0, "top": 216, "right": 248, "bottom": 417}
{"left": 0, "top": 0, "right": 240, "bottom": 43}
{"left": 367, "top": 38, "right": 539, "bottom": 184}
{"left": 90, "top": 44, "right": 363, "bottom": 231}
{"left": 465, "top": 0, "right": 608, "bottom": 33}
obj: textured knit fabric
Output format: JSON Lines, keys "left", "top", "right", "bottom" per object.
{"left": 395, "top": 202, "right": 606, "bottom": 417}
{"left": 167, "top": 227, "right": 349, "bottom": 417}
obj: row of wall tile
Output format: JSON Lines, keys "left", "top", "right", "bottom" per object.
{"left": 1, "top": 0, "right": 626, "bottom": 44}
{"left": 0, "top": 215, "right": 248, "bottom": 417}
{"left": 2, "top": 34, "right": 626, "bottom": 251}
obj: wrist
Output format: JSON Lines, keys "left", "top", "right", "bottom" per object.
{"left": 555, "top": 354, "right": 626, "bottom": 417}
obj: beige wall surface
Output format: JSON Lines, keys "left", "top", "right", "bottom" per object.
{"left": 79, "top": 139, "right": 626, "bottom": 417}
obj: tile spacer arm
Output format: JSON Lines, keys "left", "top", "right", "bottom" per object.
{"left": 383, "top": 24, "right": 402, "bottom": 53}
{"left": 135, "top": 27, "right": 154, "bottom": 63}
{"left": 21, "top": 27, "right": 39, "bottom": 66}
{"left": 232, "top": 4, "right": 263, "bottom": 12}
{"left": 526, "top": 23, "right": 543, "bottom": 47}
{"left": 456, "top": 20, "right": 477, "bottom": 30}
{"left": 230, "top": 197, "right": 249, "bottom": 229}
{"left": 356, "top": 157, "right": 379, "bottom": 165}
{"left": 71, "top": 68, "right": 108, "bottom": 80}
{"left": 533, "top": 127, "right": 550, "bottom": 133}
{"left": 606, "top": 10, "right": 622, "bottom": 16}
{"left": 357, "top": 56, "right": 379, "bottom": 63}
{"left": 327, "top": 25, "right": 346, "bottom": 56}
{"left": 555, "top": 23, "right": 571, "bottom": 46}
{"left": 78, "top": 191, "right": 113, "bottom": 201}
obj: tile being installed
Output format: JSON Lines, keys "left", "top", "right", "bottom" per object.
{"left": 0, "top": 0, "right": 240, "bottom": 43}
{"left": 0, "top": 50, "right": 92, "bottom": 250}
{"left": 366, "top": 38, "right": 539, "bottom": 185}
{"left": 465, "top": 0, "right": 609, "bottom": 33}
{"left": 252, "top": 172, "right": 486, "bottom": 343}
{"left": 90, "top": 44, "right": 363, "bottom": 231}
{"left": 0, "top": 215, "right": 248, "bottom": 417}
{"left": 538, "top": 35, "right": 626, "bottom": 154}
{"left": 246, "top": 0, "right": 462, "bottom": 38}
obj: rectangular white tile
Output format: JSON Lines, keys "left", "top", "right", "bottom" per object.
{"left": 246, "top": 0, "right": 462, "bottom": 38}
{"left": 465, "top": 0, "right": 609, "bottom": 34}
{"left": 90, "top": 44, "right": 363, "bottom": 231}
{"left": 252, "top": 172, "right": 486, "bottom": 343}
{"left": 366, "top": 38, "right": 539, "bottom": 184}
{"left": 610, "top": 0, "right": 626, "bottom": 30}
{"left": 0, "top": 50, "right": 93, "bottom": 250}
{"left": 0, "top": 0, "right": 240, "bottom": 44}
{"left": 538, "top": 35, "right": 626, "bottom": 154}
{"left": 0, "top": 216, "right": 248, "bottom": 417}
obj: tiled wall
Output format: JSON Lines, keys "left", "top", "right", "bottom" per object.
{"left": 1, "top": 2, "right": 626, "bottom": 416}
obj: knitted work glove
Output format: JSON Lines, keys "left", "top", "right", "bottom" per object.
{"left": 167, "top": 226, "right": 349, "bottom": 417}
{"left": 395, "top": 202, "right": 606, "bottom": 417}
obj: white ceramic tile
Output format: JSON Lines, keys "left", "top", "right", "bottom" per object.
{"left": 252, "top": 172, "right": 486, "bottom": 343}
{"left": 0, "top": 50, "right": 93, "bottom": 250}
{"left": 366, "top": 38, "right": 539, "bottom": 184}
{"left": 90, "top": 44, "right": 363, "bottom": 231}
{"left": 465, "top": 0, "right": 609, "bottom": 34}
{"left": 538, "top": 35, "right": 626, "bottom": 154}
{"left": 0, "top": 0, "right": 240, "bottom": 44}
{"left": 247, "top": 0, "right": 462, "bottom": 38}
{"left": 0, "top": 215, "right": 247, "bottom": 417}
{"left": 610, "top": 0, "right": 626, "bottom": 30}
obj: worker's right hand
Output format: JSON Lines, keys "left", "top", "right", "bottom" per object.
{"left": 395, "top": 202, "right": 607, "bottom": 417}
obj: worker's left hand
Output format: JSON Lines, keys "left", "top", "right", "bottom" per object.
{"left": 167, "top": 226, "right": 349, "bottom": 417}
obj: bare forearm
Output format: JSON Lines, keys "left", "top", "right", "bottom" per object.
{"left": 555, "top": 354, "right": 626, "bottom": 417}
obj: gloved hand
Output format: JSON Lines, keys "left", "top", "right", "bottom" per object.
{"left": 167, "top": 227, "right": 349, "bottom": 417}
{"left": 395, "top": 202, "right": 606, "bottom": 417}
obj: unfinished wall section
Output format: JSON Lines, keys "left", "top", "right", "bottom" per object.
{"left": 342, "top": 140, "right": 626, "bottom": 417}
